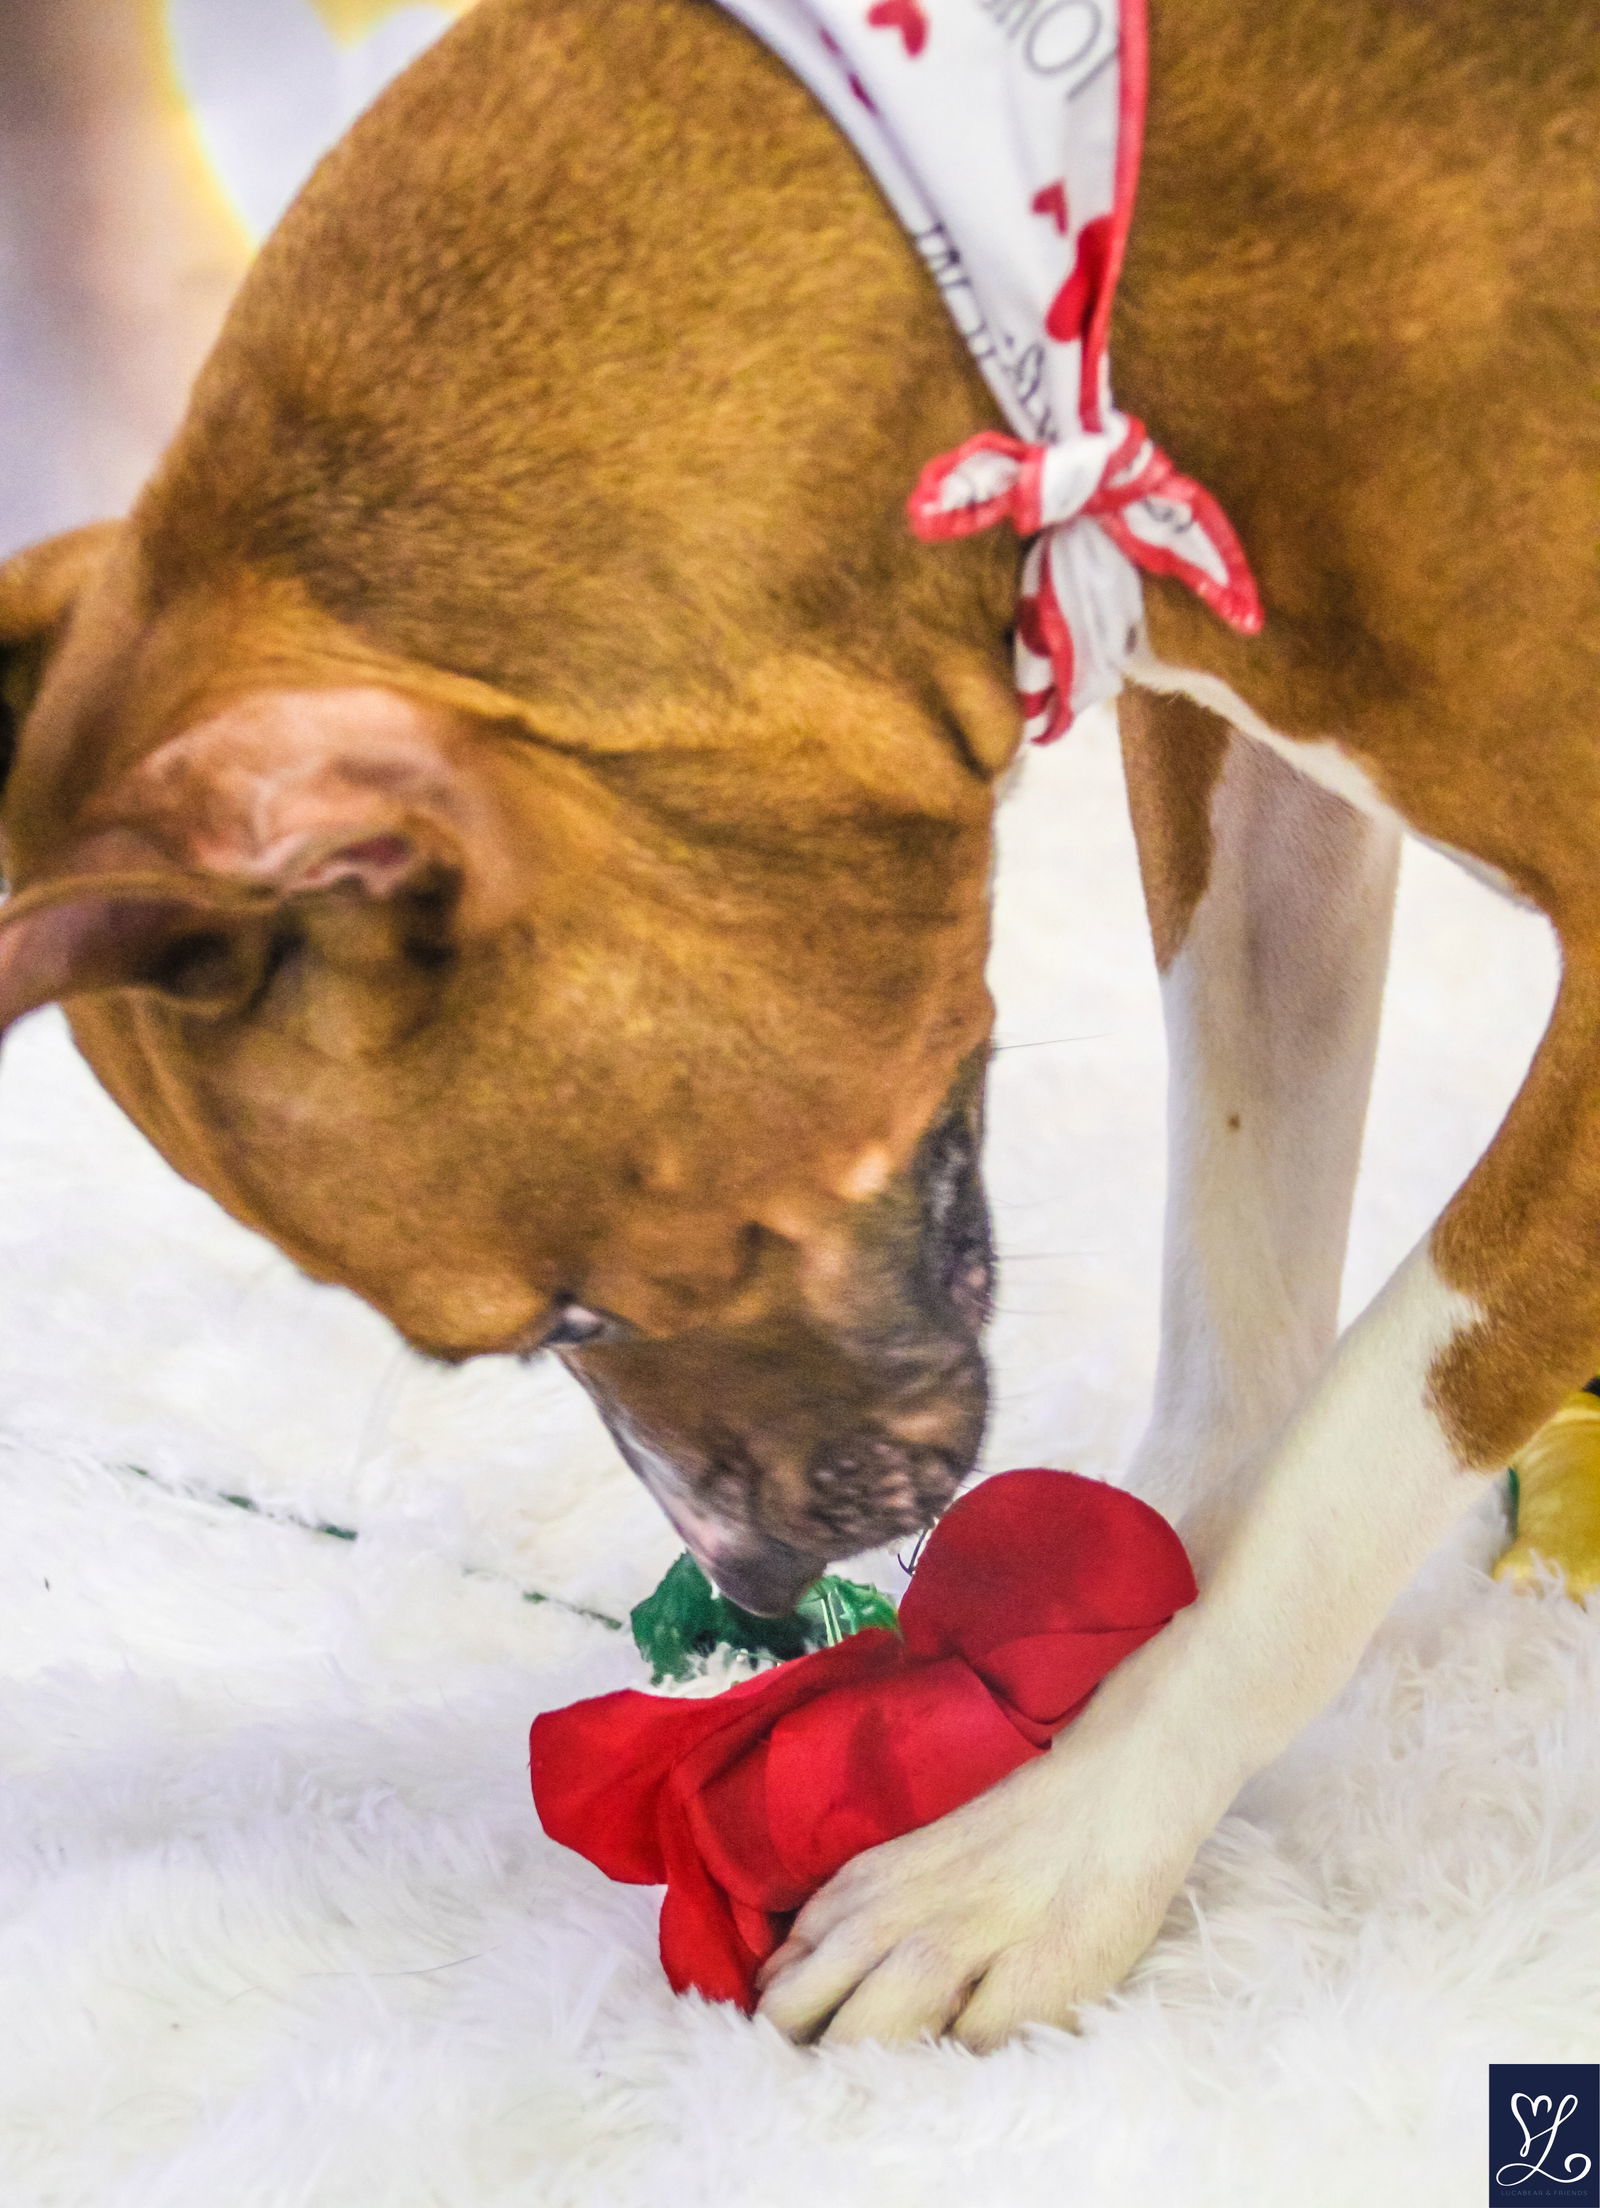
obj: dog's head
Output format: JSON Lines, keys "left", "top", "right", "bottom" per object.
{"left": 0, "top": 523, "right": 1005, "bottom": 1613}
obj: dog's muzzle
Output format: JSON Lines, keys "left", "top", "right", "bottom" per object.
{"left": 569, "top": 1082, "right": 995, "bottom": 1616}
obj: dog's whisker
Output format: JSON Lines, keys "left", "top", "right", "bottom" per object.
{"left": 989, "top": 1032, "right": 1106, "bottom": 1053}
{"left": 993, "top": 1250, "right": 1097, "bottom": 1262}
{"left": 345, "top": 1344, "right": 414, "bottom": 1482}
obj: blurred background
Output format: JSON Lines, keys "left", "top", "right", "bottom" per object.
{"left": 0, "top": 0, "right": 474, "bottom": 558}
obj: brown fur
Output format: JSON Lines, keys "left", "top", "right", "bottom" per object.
{"left": 0, "top": 0, "right": 1028, "bottom": 1613}
{"left": 1118, "top": 688, "right": 1228, "bottom": 972}
{"left": 1113, "top": 0, "right": 1600, "bottom": 1467}
{"left": 2, "top": 0, "right": 1597, "bottom": 1575}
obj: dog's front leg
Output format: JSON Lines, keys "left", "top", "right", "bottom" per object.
{"left": 1119, "top": 693, "right": 1402, "bottom": 1571}
{"left": 755, "top": 702, "right": 1530, "bottom": 2052}
{"left": 757, "top": 1225, "right": 1501, "bottom": 2047}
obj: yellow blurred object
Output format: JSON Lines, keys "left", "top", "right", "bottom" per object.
{"left": 309, "top": 0, "right": 474, "bottom": 44}
{"left": 1494, "top": 1387, "right": 1600, "bottom": 1597}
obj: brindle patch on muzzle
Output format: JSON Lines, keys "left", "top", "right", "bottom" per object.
{"left": 563, "top": 1070, "right": 994, "bottom": 1616}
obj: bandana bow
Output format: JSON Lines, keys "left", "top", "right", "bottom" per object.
{"left": 908, "top": 422, "right": 1264, "bottom": 743}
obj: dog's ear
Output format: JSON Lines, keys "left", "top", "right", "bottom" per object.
{"left": 0, "top": 870, "right": 275, "bottom": 1033}
{"left": 0, "top": 683, "right": 524, "bottom": 1038}
{"left": 99, "top": 684, "right": 525, "bottom": 915}
{"left": 0, "top": 525, "right": 122, "bottom": 798}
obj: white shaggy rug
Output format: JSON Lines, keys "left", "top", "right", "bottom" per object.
{"left": 0, "top": 706, "right": 1594, "bottom": 2208}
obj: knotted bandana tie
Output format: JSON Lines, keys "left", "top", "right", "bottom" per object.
{"left": 907, "top": 420, "right": 1262, "bottom": 740}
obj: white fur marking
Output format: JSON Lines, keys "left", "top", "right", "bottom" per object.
{"left": 1126, "top": 643, "right": 1403, "bottom": 824}
{"left": 1128, "top": 734, "right": 1401, "bottom": 1528}
{"left": 1163, "top": 1248, "right": 1487, "bottom": 1762}
{"left": 1126, "top": 644, "right": 1533, "bottom": 907}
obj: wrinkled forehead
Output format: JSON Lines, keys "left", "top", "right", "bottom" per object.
{"left": 26, "top": 626, "right": 1000, "bottom": 1347}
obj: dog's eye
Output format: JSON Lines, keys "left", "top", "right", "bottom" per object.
{"left": 531, "top": 1303, "right": 615, "bottom": 1353}
{"left": 232, "top": 926, "right": 306, "bottom": 1017}
{"left": 143, "top": 928, "right": 239, "bottom": 1000}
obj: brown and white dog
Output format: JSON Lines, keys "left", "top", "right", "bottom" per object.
{"left": 0, "top": 0, "right": 1594, "bottom": 2048}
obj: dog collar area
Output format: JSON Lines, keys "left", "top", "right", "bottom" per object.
{"left": 710, "top": 0, "right": 1262, "bottom": 740}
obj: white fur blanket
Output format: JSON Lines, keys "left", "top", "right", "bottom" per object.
{"left": 0, "top": 710, "right": 1591, "bottom": 2208}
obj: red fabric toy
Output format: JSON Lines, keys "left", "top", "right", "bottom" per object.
{"left": 529, "top": 1469, "right": 1197, "bottom": 2012}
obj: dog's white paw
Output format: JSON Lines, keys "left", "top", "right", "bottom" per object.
{"left": 754, "top": 1714, "right": 1212, "bottom": 2050}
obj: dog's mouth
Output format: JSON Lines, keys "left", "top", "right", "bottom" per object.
{"left": 679, "top": 1529, "right": 834, "bottom": 1620}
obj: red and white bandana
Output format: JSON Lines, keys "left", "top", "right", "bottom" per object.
{"left": 714, "top": 0, "right": 1263, "bottom": 740}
